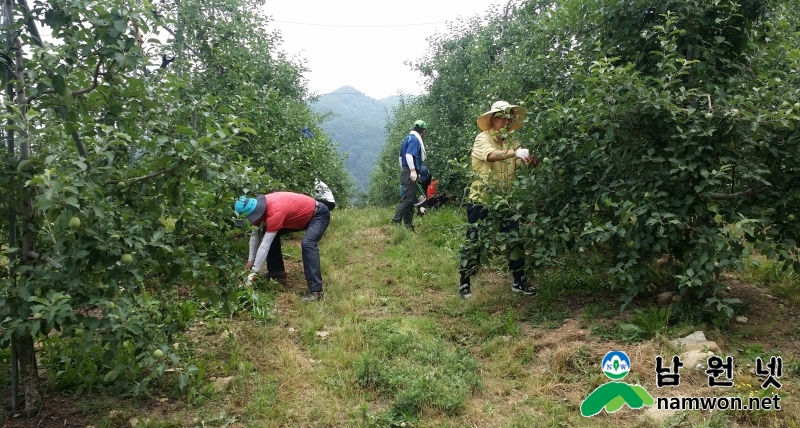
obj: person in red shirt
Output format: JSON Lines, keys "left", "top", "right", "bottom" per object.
{"left": 418, "top": 178, "right": 439, "bottom": 215}
{"left": 234, "top": 192, "right": 330, "bottom": 302}
{"left": 426, "top": 179, "right": 437, "bottom": 200}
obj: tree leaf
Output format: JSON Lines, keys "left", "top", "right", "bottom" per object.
{"left": 52, "top": 74, "right": 66, "bottom": 95}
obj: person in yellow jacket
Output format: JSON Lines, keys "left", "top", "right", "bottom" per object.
{"left": 458, "top": 100, "right": 539, "bottom": 299}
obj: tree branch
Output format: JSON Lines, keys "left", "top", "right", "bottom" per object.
{"left": 160, "top": 24, "right": 201, "bottom": 57}
{"left": 105, "top": 160, "right": 184, "bottom": 185}
{"left": 71, "top": 58, "right": 103, "bottom": 96}
{"left": 698, "top": 93, "right": 712, "bottom": 112}
{"left": 70, "top": 129, "right": 89, "bottom": 159}
{"left": 27, "top": 57, "right": 103, "bottom": 103}
{"left": 2, "top": 53, "right": 20, "bottom": 80}
{"left": 15, "top": 0, "right": 42, "bottom": 46}
{"left": 703, "top": 187, "right": 763, "bottom": 200}
{"left": 26, "top": 251, "right": 62, "bottom": 270}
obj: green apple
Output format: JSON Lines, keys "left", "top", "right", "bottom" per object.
{"left": 121, "top": 253, "right": 133, "bottom": 265}
{"left": 152, "top": 349, "right": 165, "bottom": 359}
{"left": 175, "top": 246, "right": 186, "bottom": 256}
{"left": 788, "top": 214, "right": 796, "bottom": 221}
{"left": 542, "top": 157, "right": 551, "bottom": 164}
{"left": 69, "top": 216, "right": 81, "bottom": 230}
{"left": 537, "top": 229, "right": 545, "bottom": 236}
{"left": 117, "top": 181, "right": 127, "bottom": 189}
{"left": 705, "top": 112, "right": 713, "bottom": 119}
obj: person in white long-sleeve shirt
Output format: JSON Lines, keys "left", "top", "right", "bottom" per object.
{"left": 314, "top": 179, "right": 336, "bottom": 211}
{"left": 234, "top": 192, "right": 330, "bottom": 302}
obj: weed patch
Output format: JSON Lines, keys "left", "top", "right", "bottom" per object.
{"left": 353, "top": 318, "right": 482, "bottom": 420}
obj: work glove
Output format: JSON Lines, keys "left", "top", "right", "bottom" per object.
{"left": 246, "top": 271, "right": 257, "bottom": 286}
{"left": 410, "top": 170, "right": 418, "bottom": 182}
{"left": 515, "top": 148, "right": 531, "bottom": 162}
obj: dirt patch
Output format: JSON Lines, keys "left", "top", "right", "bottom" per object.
{"left": 1, "top": 394, "right": 89, "bottom": 428}
{"left": 716, "top": 274, "right": 800, "bottom": 356}
{"left": 0, "top": 391, "right": 169, "bottom": 428}
{"left": 523, "top": 318, "right": 591, "bottom": 347}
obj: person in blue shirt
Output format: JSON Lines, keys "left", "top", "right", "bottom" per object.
{"left": 391, "top": 120, "right": 427, "bottom": 231}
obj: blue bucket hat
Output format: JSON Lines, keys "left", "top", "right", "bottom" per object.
{"left": 234, "top": 195, "right": 267, "bottom": 224}
{"left": 234, "top": 196, "right": 257, "bottom": 216}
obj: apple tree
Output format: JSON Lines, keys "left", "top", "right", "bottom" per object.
{"left": 380, "top": 0, "right": 799, "bottom": 319}
{"left": 1, "top": 0, "right": 350, "bottom": 415}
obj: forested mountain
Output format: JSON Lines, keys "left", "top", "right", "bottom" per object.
{"left": 311, "top": 86, "right": 401, "bottom": 192}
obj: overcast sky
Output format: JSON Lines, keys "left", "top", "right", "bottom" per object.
{"left": 262, "top": 0, "right": 502, "bottom": 99}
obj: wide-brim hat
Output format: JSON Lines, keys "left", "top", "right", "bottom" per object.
{"left": 476, "top": 100, "right": 526, "bottom": 132}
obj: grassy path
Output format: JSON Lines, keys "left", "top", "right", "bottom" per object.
{"left": 5, "top": 206, "right": 797, "bottom": 428}
{"left": 196, "top": 207, "right": 797, "bottom": 428}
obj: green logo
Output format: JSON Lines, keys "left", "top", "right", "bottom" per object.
{"left": 580, "top": 351, "right": 654, "bottom": 417}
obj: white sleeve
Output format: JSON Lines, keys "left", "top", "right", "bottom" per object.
{"left": 251, "top": 231, "right": 277, "bottom": 273}
{"left": 405, "top": 153, "right": 416, "bottom": 171}
{"left": 247, "top": 229, "right": 261, "bottom": 262}
{"left": 248, "top": 229, "right": 260, "bottom": 261}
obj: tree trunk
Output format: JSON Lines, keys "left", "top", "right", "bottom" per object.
{"left": 12, "top": 333, "right": 40, "bottom": 416}
{"left": 10, "top": 2, "right": 40, "bottom": 415}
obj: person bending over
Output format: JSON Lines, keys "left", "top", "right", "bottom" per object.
{"left": 235, "top": 192, "right": 330, "bottom": 302}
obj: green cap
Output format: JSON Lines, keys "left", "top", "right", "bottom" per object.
{"left": 413, "top": 120, "right": 427, "bottom": 129}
